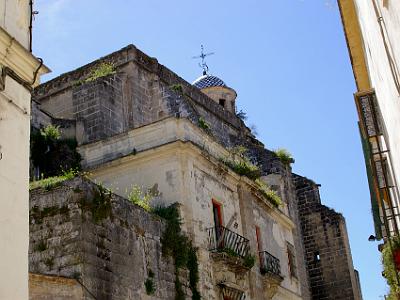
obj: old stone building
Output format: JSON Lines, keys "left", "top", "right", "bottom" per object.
{"left": 293, "top": 175, "right": 363, "bottom": 299}
{"left": 29, "top": 44, "right": 361, "bottom": 299}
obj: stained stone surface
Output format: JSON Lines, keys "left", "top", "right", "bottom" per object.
{"left": 29, "top": 177, "right": 186, "bottom": 300}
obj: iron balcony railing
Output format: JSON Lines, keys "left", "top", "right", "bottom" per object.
{"left": 259, "top": 251, "right": 281, "bottom": 276}
{"left": 207, "top": 226, "right": 250, "bottom": 258}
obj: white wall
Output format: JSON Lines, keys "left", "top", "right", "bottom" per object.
{"left": 0, "top": 76, "right": 31, "bottom": 299}
{"left": 354, "top": 0, "right": 400, "bottom": 195}
{"left": 0, "top": 0, "right": 30, "bottom": 48}
{"left": 0, "top": 1, "right": 48, "bottom": 298}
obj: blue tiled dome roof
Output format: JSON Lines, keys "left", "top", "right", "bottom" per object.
{"left": 192, "top": 74, "right": 227, "bottom": 89}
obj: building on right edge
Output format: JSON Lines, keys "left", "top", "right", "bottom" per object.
{"left": 337, "top": 0, "right": 400, "bottom": 296}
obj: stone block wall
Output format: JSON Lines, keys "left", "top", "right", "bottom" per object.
{"left": 72, "top": 75, "right": 124, "bottom": 143}
{"left": 293, "top": 175, "right": 362, "bottom": 300}
{"left": 29, "top": 177, "right": 183, "bottom": 300}
{"left": 32, "top": 45, "right": 247, "bottom": 148}
{"left": 31, "top": 45, "right": 292, "bottom": 180}
{"left": 280, "top": 169, "right": 311, "bottom": 300}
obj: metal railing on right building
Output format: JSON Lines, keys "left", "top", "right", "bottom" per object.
{"left": 355, "top": 90, "right": 400, "bottom": 239}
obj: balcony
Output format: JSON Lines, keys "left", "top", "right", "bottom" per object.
{"left": 207, "top": 226, "right": 252, "bottom": 274}
{"left": 207, "top": 226, "right": 250, "bottom": 257}
{"left": 259, "top": 251, "right": 281, "bottom": 277}
{"left": 259, "top": 251, "right": 283, "bottom": 300}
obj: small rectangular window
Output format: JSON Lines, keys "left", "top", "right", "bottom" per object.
{"left": 314, "top": 251, "right": 320, "bottom": 262}
{"left": 287, "top": 242, "right": 297, "bottom": 278}
{"left": 255, "top": 226, "right": 262, "bottom": 252}
{"left": 219, "top": 99, "right": 226, "bottom": 107}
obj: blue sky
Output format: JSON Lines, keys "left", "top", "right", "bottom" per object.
{"left": 33, "top": 0, "right": 386, "bottom": 298}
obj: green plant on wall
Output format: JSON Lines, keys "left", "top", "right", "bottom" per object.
{"left": 255, "top": 179, "right": 282, "bottom": 207}
{"left": 153, "top": 204, "right": 200, "bottom": 300}
{"left": 91, "top": 184, "right": 113, "bottom": 223}
{"left": 219, "top": 146, "right": 282, "bottom": 208}
{"left": 85, "top": 62, "right": 116, "bottom": 83}
{"left": 220, "top": 146, "right": 261, "bottom": 180}
{"left": 382, "top": 237, "right": 400, "bottom": 299}
{"left": 127, "top": 184, "right": 159, "bottom": 212}
{"left": 229, "top": 145, "right": 249, "bottom": 159}
{"left": 243, "top": 254, "right": 256, "bottom": 269}
{"left": 29, "top": 169, "right": 79, "bottom": 191}
{"left": 219, "top": 247, "right": 255, "bottom": 269}
{"left": 72, "top": 62, "right": 116, "bottom": 86}
{"left": 30, "top": 125, "right": 81, "bottom": 179}
{"left": 220, "top": 247, "right": 239, "bottom": 257}
{"left": 170, "top": 84, "right": 184, "bottom": 94}
{"left": 40, "top": 124, "right": 61, "bottom": 141}
{"left": 144, "top": 277, "right": 156, "bottom": 295}
{"left": 273, "top": 148, "right": 294, "bottom": 166}
{"left": 198, "top": 117, "right": 211, "bottom": 133}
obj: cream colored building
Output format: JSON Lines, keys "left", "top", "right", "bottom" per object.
{"left": 31, "top": 45, "right": 309, "bottom": 299}
{"left": 87, "top": 117, "right": 303, "bottom": 299}
{"left": 30, "top": 44, "right": 361, "bottom": 299}
{"left": 0, "top": 1, "right": 49, "bottom": 299}
{"left": 338, "top": 0, "right": 400, "bottom": 240}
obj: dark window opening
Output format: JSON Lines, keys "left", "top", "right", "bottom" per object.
{"left": 212, "top": 200, "right": 223, "bottom": 229}
{"left": 255, "top": 226, "right": 262, "bottom": 252}
{"left": 212, "top": 200, "right": 224, "bottom": 248}
{"left": 314, "top": 251, "right": 320, "bottom": 262}
{"left": 219, "top": 99, "right": 226, "bottom": 108}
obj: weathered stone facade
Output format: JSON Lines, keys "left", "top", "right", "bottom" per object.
{"left": 30, "top": 44, "right": 362, "bottom": 299}
{"left": 33, "top": 45, "right": 242, "bottom": 148}
{"left": 29, "top": 177, "right": 181, "bottom": 299}
{"left": 293, "top": 175, "right": 363, "bottom": 300}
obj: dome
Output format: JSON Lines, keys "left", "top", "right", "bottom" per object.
{"left": 191, "top": 72, "right": 237, "bottom": 113}
{"left": 192, "top": 74, "right": 227, "bottom": 89}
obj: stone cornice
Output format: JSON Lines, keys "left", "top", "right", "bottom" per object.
{"left": 0, "top": 27, "right": 50, "bottom": 86}
{"left": 80, "top": 118, "right": 294, "bottom": 229}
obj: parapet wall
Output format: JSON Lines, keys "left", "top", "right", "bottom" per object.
{"left": 29, "top": 177, "right": 184, "bottom": 299}
{"left": 32, "top": 45, "right": 242, "bottom": 131}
